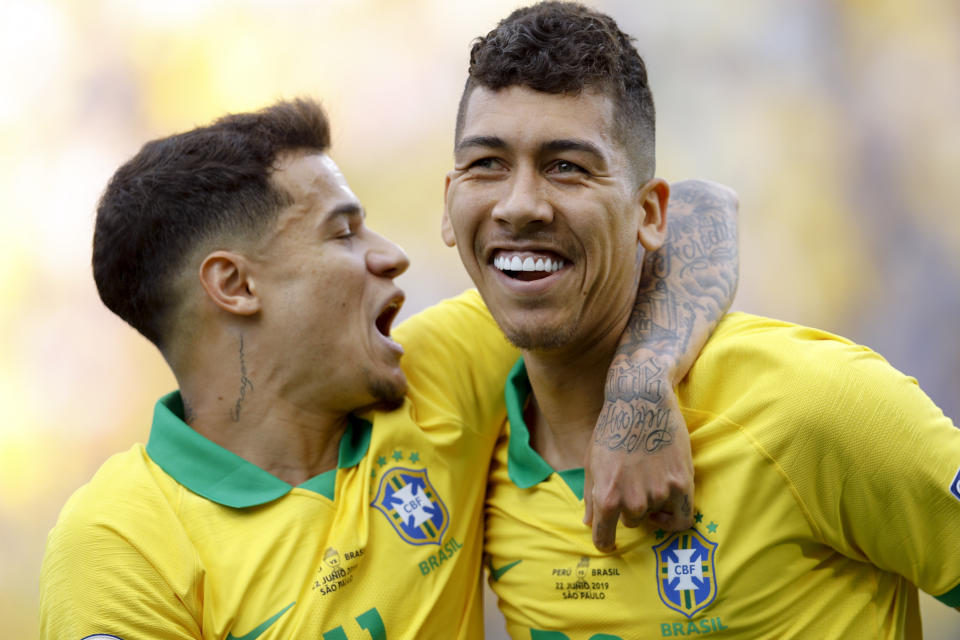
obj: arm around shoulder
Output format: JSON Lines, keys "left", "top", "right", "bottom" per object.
{"left": 393, "top": 290, "right": 519, "bottom": 432}
{"left": 585, "top": 179, "right": 739, "bottom": 549}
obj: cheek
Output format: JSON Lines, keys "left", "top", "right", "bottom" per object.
{"left": 311, "top": 273, "right": 358, "bottom": 315}
{"left": 446, "top": 210, "right": 483, "bottom": 259}
{"left": 457, "top": 241, "right": 484, "bottom": 278}
{"left": 583, "top": 224, "right": 637, "bottom": 281}
{"left": 450, "top": 183, "right": 495, "bottom": 225}
{"left": 605, "top": 213, "right": 641, "bottom": 251}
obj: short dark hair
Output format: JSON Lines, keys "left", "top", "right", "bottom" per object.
{"left": 93, "top": 98, "right": 330, "bottom": 349}
{"left": 456, "top": 1, "right": 656, "bottom": 179}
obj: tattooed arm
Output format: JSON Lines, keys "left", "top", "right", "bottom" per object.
{"left": 584, "top": 179, "right": 739, "bottom": 550}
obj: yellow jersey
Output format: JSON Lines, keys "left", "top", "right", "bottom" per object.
{"left": 40, "top": 290, "right": 517, "bottom": 640}
{"left": 485, "top": 312, "right": 960, "bottom": 639}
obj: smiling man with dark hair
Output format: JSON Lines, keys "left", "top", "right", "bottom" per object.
{"left": 441, "top": 3, "right": 960, "bottom": 637}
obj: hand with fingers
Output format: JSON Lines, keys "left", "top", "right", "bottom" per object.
{"left": 584, "top": 352, "right": 694, "bottom": 551}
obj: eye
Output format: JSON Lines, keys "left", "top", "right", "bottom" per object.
{"left": 468, "top": 157, "right": 505, "bottom": 171}
{"left": 334, "top": 222, "right": 359, "bottom": 243}
{"left": 548, "top": 159, "right": 586, "bottom": 174}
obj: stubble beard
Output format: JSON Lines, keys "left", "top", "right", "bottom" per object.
{"left": 501, "top": 322, "right": 578, "bottom": 352}
{"left": 363, "top": 367, "right": 406, "bottom": 410}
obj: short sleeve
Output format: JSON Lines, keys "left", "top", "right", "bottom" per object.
{"left": 392, "top": 289, "right": 519, "bottom": 435}
{"left": 40, "top": 488, "right": 202, "bottom": 640}
{"left": 738, "top": 324, "right": 960, "bottom": 604}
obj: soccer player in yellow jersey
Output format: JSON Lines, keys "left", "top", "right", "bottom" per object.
{"left": 39, "top": 98, "right": 738, "bottom": 638}
{"left": 441, "top": 2, "right": 960, "bottom": 638}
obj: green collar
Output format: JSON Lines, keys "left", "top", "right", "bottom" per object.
{"left": 146, "top": 392, "right": 371, "bottom": 507}
{"left": 504, "top": 359, "right": 585, "bottom": 500}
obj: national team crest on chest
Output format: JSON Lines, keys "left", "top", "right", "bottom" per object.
{"left": 653, "top": 528, "right": 718, "bottom": 618}
{"left": 371, "top": 467, "right": 450, "bottom": 546}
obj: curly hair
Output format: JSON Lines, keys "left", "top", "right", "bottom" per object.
{"left": 92, "top": 98, "right": 330, "bottom": 350}
{"left": 455, "top": 1, "right": 656, "bottom": 179}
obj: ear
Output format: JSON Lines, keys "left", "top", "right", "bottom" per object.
{"left": 198, "top": 251, "right": 261, "bottom": 316}
{"left": 441, "top": 174, "right": 456, "bottom": 247}
{"left": 636, "top": 177, "right": 670, "bottom": 252}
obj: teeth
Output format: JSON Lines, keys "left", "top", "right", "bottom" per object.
{"left": 493, "top": 254, "right": 565, "bottom": 273}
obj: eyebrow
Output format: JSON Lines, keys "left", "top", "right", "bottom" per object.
{"left": 455, "top": 135, "right": 607, "bottom": 164}
{"left": 455, "top": 135, "right": 506, "bottom": 154}
{"left": 541, "top": 138, "right": 606, "bottom": 161}
{"left": 324, "top": 202, "right": 364, "bottom": 223}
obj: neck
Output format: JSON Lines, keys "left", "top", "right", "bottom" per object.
{"left": 174, "top": 335, "right": 349, "bottom": 486}
{"left": 521, "top": 329, "right": 623, "bottom": 471}
{"left": 189, "top": 394, "right": 350, "bottom": 486}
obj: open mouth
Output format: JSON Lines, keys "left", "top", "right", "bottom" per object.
{"left": 492, "top": 251, "right": 566, "bottom": 282}
{"left": 375, "top": 297, "right": 403, "bottom": 337}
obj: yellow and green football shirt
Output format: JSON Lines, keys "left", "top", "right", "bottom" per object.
{"left": 485, "top": 312, "right": 960, "bottom": 639}
{"left": 40, "top": 289, "right": 517, "bottom": 640}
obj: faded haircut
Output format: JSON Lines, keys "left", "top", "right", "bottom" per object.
{"left": 93, "top": 98, "right": 330, "bottom": 349}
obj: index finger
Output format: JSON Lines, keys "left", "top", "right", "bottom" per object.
{"left": 592, "top": 502, "right": 619, "bottom": 552}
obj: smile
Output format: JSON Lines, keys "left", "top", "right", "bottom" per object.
{"left": 492, "top": 251, "right": 565, "bottom": 281}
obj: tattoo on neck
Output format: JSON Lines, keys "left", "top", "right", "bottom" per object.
{"left": 229, "top": 335, "right": 254, "bottom": 422}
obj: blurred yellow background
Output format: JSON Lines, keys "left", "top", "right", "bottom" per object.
{"left": 1, "top": 0, "right": 957, "bottom": 637}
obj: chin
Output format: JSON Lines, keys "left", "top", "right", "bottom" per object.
{"left": 502, "top": 323, "right": 578, "bottom": 351}
{"left": 366, "top": 368, "right": 408, "bottom": 406}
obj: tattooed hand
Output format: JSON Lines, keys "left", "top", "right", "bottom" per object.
{"left": 584, "top": 180, "right": 738, "bottom": 551}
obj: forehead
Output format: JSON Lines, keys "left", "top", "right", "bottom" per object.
{"left": 459, "top": 85, "right": 620, "bottom": 152}
{"left": 271, "top": 151, "right": 359, "bottom": 217}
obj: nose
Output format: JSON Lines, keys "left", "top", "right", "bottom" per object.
{"left": 491, "top": 168, "right": 553, "bottom": 230}
{"left": 367, "top": 231, "right": 410, "bottom": 279}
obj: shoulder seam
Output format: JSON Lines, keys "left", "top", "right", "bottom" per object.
{"left": 682, "top": 407, "right": 827, "bottom": 544}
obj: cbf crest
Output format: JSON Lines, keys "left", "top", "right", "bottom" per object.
{"left": 371, "top": 467, "right": 449, "bottom": 546}
{"left": 653, "top": 528, "right": 718, "bottom": 618}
